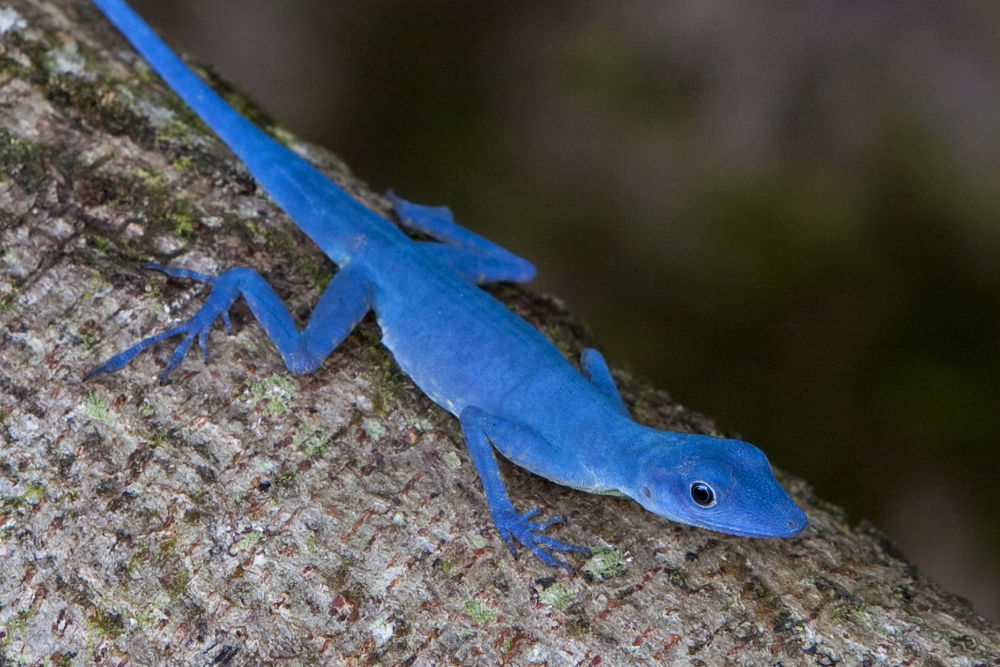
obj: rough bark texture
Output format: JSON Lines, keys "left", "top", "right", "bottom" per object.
{"left": 0, "top": 2, "right": 997, "bottom": 665}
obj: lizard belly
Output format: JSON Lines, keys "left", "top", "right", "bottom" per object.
{"left": 372, "top": 264, "right": 624, "bottom": 486}
{"left": 371, "top": 260, "right": 565, "bottom": 417}
{"left": 376, "top": 292, "right": 550, "bottom": 416}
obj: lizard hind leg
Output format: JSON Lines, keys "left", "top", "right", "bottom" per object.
{"left": 87, "top": 261, "right": 372, "bottom": 382}
{"left": 85, "top": 263, "right": 237, "bottom": 382}
{"left": 386, "top": 190, "right": 536, "bottom": 284}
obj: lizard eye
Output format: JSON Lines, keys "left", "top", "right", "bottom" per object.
{"left": 690, "top": 481, "right": 716, "bottom": 508}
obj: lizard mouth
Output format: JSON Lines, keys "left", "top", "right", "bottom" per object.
{"left": 694, "top": 508, "right": 807, "bottom": 538}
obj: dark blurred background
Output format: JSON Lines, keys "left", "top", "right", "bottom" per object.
{"left": 128, "top": 0, "right": 1000, "bottom": 619}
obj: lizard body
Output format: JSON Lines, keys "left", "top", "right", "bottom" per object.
{"left": 88, "top": 0, "right": 806, "bottom": 568}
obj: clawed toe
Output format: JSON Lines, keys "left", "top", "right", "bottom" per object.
{"left": 88, "top": 266, "right": 244, "bottom": 383}
{"left": 529, "top": 515, "right": 564, "bottom": 531}
{"left": 493, "top": 505, "right": 589, "bottom": 570}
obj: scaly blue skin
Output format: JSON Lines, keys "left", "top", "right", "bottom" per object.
{"left": 87, "top": 0, "right": 807, "bottom": 569}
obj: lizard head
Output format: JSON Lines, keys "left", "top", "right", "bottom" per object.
{"left": 629, "top": 434, "right": 807, "bottom": 538}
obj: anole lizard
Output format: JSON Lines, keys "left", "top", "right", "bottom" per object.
{"left": 87, "top": 0, "right": 807, "bottom": 569}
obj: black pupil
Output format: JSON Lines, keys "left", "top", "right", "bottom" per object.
{"left": 690, "top": 482, "right": 715, "bottom": 507}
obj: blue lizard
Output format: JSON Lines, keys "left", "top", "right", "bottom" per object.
{"left": 87, "top": 0, "right": 807, "bottom": 569}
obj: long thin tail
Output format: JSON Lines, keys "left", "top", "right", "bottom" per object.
{"left": 91, "top": 0, "right": 395, "bottom": 263}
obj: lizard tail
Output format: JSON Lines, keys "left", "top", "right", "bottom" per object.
{"left": 91, "top": 0, "right": 398, "bottom": 264}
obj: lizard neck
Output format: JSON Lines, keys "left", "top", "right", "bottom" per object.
{"left": 572, "top": 418, "right": 680, "bottom": 497}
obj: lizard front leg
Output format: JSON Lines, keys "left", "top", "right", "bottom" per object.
{"left": 580, "top": 348, "right": 630, "bottom": 417}
{"left": 459, "top": 406, "right": 592, "bottom": 569}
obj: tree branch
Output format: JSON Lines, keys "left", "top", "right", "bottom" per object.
{"left": 0, "top": 1, "right": 996, "bottom": 663}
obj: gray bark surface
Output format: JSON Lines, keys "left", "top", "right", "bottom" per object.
{"left": 0, "top": 2, "right": 997, "bottom": 664}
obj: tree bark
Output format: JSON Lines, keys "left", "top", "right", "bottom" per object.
{"left": 0, "top": 2, "right": 996, "bottom": 664}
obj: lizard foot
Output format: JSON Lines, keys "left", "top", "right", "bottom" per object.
{"left": 491, "top": 506, "right": 592, "bottom": 570}
{"left": 86, "top": 263, "right": 238, "bottom": 383}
